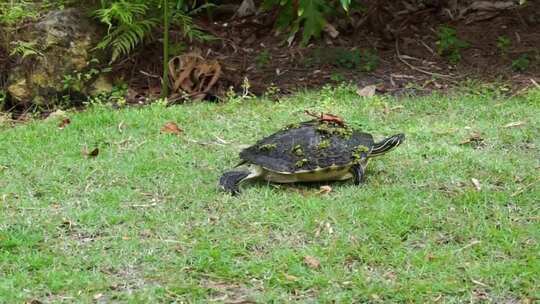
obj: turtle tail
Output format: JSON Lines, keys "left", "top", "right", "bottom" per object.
{"left": 370, "top": 133, "right": 405, "bottom": 157}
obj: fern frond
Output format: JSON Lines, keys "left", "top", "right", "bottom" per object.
{"left": 173, "top": 11, "right": 213, "bottom": 42}
{"left": 94, "top": 0, "right": 149, "bottom": 31}
{"left": 107, "top": 19, "right": 157, "bottom": 62}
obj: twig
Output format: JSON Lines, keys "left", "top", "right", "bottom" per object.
{"left": 471, "top": 278, "right": 490, "bottom": 288}
{"left": 213, "top": 135, "right": 230, "bottom": 144}
{"left": 455, "top": 240, "right": 481, "bottom": 252}
{"left": 140, "top": 70, "right": 161, "bottom": 78}
{"left": 419, "top": 40, "right": 435, "bottom": 56}
{"left": 511, "top": 179, "right": 539, "bottom": 197}
{"left": 395, "top": 40, "right": 455, "bottom": 79}
{"left": 531, "top": 78, "right": 540, "bottom": 89}
{"left": 159, "top": 239, "right": 182, "bottom": 243}
{"left": 130, "top": 202, "right": 158, "bottom": 208}
{"left": 185, "top": 137, "right": 225, "bottom": 146}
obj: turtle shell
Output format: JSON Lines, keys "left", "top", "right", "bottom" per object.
{"left": 239, "top": 120, "right": 374, "bottom": 173}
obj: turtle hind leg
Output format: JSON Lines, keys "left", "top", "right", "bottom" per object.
{"left": 219, "top": 170, "right": 251, "bottom": 195}
{"left": 351, "top": 164, "right": 365, "bottom": 185}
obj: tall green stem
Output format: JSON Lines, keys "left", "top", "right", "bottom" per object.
{"left": 162, "top": 0, "right": 170, "bottom": 98}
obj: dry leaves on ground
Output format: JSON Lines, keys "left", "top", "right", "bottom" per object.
{"left": 503, "top": 121, "right": 525, "bottom": 128}
{"left": 317, "top": 185, "right": 333, "bottom": 195}
{"left": 356, "top": 85, "right": 377, "bottom": 97}
{"left": 160, "top": 122, "right": 183, "bottom": 135}
{"left": 58, "top": 118, "right": 71, "bottom": 129}
{"left": 284, "top": 273, "right": 299, "bottom": 281}
{"left": 82, "top": 147, "right": 99, "bottom": 158}
{"left": 460, "top": 131, "right": 484, "bottom": 146}
{"left": 471, "top": 178, "right": 482, "bottom": 191}
{"left": 304, "top": 256, "right": 321, "bottom": 269}
{"left": 168, "top": 52, "right": 221, "bottom": 101}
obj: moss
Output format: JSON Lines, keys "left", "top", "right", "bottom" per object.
{"left": 30, "top": 72, "right": 49, "bottom": 87}
{"left": 317, "top": 139, "right": 331, "bottom": 149}
{"left": 316, "top": 121, "right": 353, "bottom": 139}
{"left": 352, "top": 145, "right": 370, "bottom": 163}
{"left": 292, "top": 144, "right": 304, "bottom": 156}
{"left": 283, "top": 123, "right": 301, "bottom": 130}
{"left": 295, "top": 158, "right": 309, "bottom": 168}
{"left": 259, "top": 144, "right": 277, "bottom": 151}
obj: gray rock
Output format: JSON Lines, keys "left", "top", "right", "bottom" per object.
{"left": 6, "top": 8, "right": 111, "bottom": 107}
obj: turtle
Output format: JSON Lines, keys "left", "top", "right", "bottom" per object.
{"left": 219, "top": 118, "right": 405, "bottom": 195}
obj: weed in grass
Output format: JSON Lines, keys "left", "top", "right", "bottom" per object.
{"left": 255, "top": 50, "right": 271, "bottom": 68}
{"left": 512, "top": 54, "right": 530, "bottom": 72}
{"left": 496, "top": 35, "right": 511, "bottom": 56}
{"left": 436, "top": 25, "right": 469, "bottom": 64}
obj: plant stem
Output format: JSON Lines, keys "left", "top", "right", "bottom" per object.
{"left": 162, "top": 0, "right": 170, "bottom": 98}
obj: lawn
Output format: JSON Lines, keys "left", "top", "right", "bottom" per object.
{"left": 0, "top": 84, "right": 539, "bottom": 303}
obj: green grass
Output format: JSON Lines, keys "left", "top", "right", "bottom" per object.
{"left": 1, "top": 85, "right": 539, "bottom": 303}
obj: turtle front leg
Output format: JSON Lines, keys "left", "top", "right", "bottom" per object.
{"left": 351, "top": 152, "right": 368, "bottom": 185}
{"left": 351, "top": 164, "right": 365, "bottom": 185}
{"left": 219, "top": 170, "right": 250, "bottom": 195}
{"left": 219, "top": 165, "right": 263, "bottom": 195}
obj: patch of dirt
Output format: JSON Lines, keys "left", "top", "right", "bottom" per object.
{"left": 119, "top": 1, "right": 540, "bottom": 102}
{"left": 202, "top": 279, "right": 262, "bottom": 303}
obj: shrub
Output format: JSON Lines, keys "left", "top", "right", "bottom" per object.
{"left": 262, "top": 0, "right": 350, "bottom": 45}
{"left": 436, "top": 25, "right": 469, "bottom": 64}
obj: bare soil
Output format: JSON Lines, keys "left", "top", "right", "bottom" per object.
{"left": 121, "top": 1, "right": 539, "bottom": 100}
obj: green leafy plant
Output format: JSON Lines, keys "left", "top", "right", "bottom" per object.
{"left": 496, "top": 35, "right": 511, "bottom": 55}
{"left": 511, "top": 54, "right": 530, "bottom": 72}
{"left": 62, "top": 65, "right": 112, "bottom": 93}
{"left": 9, "top": 40, "right": 43, "bottom": 59}
{"left": 263, "top": 83, "right": 280, "bottom": 99}
{"left": 0, "top": 1, "right": 39, "bottom": 25}
{"left": 93, "top": 1, "right": 158, "bottom": 62}
{"left": 335, "top": 49, "right": 379, "bottom": 72}
{"left": 436, "top": 26, "right": 469, "bottom": 64}
{"left": 330, "top": 72, "right": 345, "bottom": 82}
{"left": 262, "top": 0, "right": 350, "bottom": 45}
{"left": 255, "top": 50, "right": 271, "bottom": 68}
{"left": 88, "top": 83, "right": 129, "bottom": 106}
{"left": 93, "top": 0, "right": 211, "bottom": 63}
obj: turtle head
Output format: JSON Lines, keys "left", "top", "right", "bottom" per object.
{"left": 370, "top": 133, "right": 405, "bottom": 156}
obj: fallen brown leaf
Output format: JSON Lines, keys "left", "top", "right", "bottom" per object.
{"left": 168, "top": 52, "right": 221, "bottom": 101}
{"left": 471, "top": 178, "right": 482, "bottom": 191}
{"left": 284, "top": 273, "right": 299, "bottom": 281}
{"left": 460, "top": 132, "right": 484, "bottom": 146}
{"left": 59, "top": 219, "right": 74, "bottom": 230}
{"left": 161, "top": 122, "right": 183, "bottom": 135}
{"left": 82, "top": 147, "right": 100, "bottom": 158}
{"left": 58, "top": 118, "right": 71, "bottom": 129}
{"left": 46, "top": 109, "right": 67, "bottom": 120}
{"left": 323, "top": 23, "right": 339, "bottom": 38}
{"left": 356, "top": 85, "right": 377, "bottom": 97}
{"left": 304, "top": 255, "right": 321, "bottom": 269}
{"left": 318, "top": 185, "right": 332, "bottom": 195}
{"left": 304, "top": 110, "right": 344, "bottom": 126}
{"left": 503, "top": 121, "right": 525, "bottom": 128}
